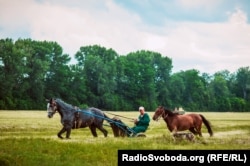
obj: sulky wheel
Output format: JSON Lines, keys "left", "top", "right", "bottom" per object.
{"left": 134, "top": 133, "right": 146, "bottom": 137}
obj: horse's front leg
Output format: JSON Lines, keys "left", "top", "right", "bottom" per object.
{"left": 171, "top": 127, "right": 178, "bottom": 135}
{"left": 58, "top": 127, "right": 66, "bottom": 139}
{"left": 64, "top": 120, "right": 72, "bottom": 139}
{"left": 171, "top": 127, "right": 178, "bottom": 141}
{"left": 171, "top": 127, "right": 181, "bottom": 141}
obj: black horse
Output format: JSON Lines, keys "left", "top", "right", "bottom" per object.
{"left": 47, "top": 98, "right": 112, "bottom": 139}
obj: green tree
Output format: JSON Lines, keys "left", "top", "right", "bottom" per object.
{"left": 126, "top": 51, "right": 158, "bottom": 110}
{"left": 208, "top": 71, "right": 231, "bottom": 111}
{"left": 235, "top": 67, "right": 250, "bottom": 100}
{"left": 75, "top": 45, "right": 118, "bottom": 110}
{"left": 169, "top": 73, "right": 185, "bottom": 108}
{"left": 121, "top": 50, "right": 172, "bottom": 111}
{"left": 44, "top": 42, "right": 72, "bottom": 101}
{"left": 0, "top": 38, "right": 22, "bottom": 109}
{"left": 153, "top": 53, "right": 172, "bottom": 108}
{"left": 18, "top": 39, "right": 51, "bottom": 108}
{"left": 114, "top": 56, "right": 131, "bottom": 110}
{"left": 67, "top": 64, "right": 87, "bottom": 106}
{"left": 180, "top": 69, "right": 207, "bottom": 111}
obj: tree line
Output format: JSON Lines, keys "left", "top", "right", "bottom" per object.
{"left": 0, "top": 38, "right": 249, "bottom": 112}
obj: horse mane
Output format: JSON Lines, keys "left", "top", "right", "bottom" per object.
{"left": 55, "top": 98, "right": 75, "bottom": 112}
{"left": 163, "top": 107, "right": 176, "bottom": 116}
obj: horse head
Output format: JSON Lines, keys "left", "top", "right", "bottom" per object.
{"left": 46, "top": 98, "right": 57, "bottom": 118}
{"left": 152, "top": 106, "right": 165, "bottom": 121}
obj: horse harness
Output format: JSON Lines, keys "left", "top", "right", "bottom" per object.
{"left": 74, "top": 111, "right": 82, "bottom": 129}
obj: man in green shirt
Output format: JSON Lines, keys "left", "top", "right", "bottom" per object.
{"left": 131, "top": 106, "right": 150, "bottom": 134}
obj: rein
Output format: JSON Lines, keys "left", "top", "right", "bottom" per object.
{"left": 104, "top": 111, "right": 134, "bottom": 121}
{"left": 76, "top": 110, "right": 131, "bottom": 129}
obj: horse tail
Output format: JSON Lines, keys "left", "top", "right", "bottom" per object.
{"left": 199, "top": 114, "right": 213, "bottom": 137}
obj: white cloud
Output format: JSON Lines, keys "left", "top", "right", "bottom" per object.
{"left": 228, "top": 8, "right": 248, "bottom": 25}
{"left": 176, "top": 0, "right": 223, "bottom": 10}
{"left": 0, "top": 0, "right": 249, "bottom": 75}
{"left": 150, "top": 9, "right": 250, "bottom": 74}
{"left": 28, "top": 0, "right": 143, "bottom": 55}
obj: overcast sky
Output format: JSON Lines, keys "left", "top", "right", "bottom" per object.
{"left": 1, "top": 0, "right": 250, "bottom": 74}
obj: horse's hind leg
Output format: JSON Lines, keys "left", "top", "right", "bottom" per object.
{"left": 189, "top": 127, "right": 198, "bottom": 135}
{"left": 193, "top": 123, "right": 203, "bottom": 137}
{"left": 65, "top": 127, "right": 72, "bottom": 139}
{"left": 89, "top": 125, "right": 98, "bottom": 137}
{"left": 196, "top": 127, "right": 202, "bottom": 137}
{"left": 97, "top": 125, "right": 108, "bottom": 137}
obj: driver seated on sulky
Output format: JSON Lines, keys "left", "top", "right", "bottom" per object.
{"left": 131, "top": 106, "right": 150, "bottom": 135}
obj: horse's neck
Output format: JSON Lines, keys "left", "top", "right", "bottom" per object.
{"left": 163, "top": 115, "right": 173, "bottom": 123}
{"left": 163, "top": 114, "right": 176, "bottom": 129}
{"left": 57, "top": 110, "right": 63, "bottom": 119}
{"left": 163, "top": 117, "right": 173, "bottom": 131}
{"left": 62, "top": 109, "right": 75, "bottom": 117}
{"left": 57, "top": 103, "right": 75, "bottom": 118}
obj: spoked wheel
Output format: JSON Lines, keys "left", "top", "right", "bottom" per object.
{"left": 134, "top": 133, "right": 146, "bottom": 137}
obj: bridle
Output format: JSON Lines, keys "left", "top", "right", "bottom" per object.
{"left": 47, "top": 99, "right": 58, "bottom": 115}
{"left": 155, "top": 107, "right": 168, "bottom": 121}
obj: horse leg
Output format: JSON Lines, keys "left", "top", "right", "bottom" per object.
{"left": 89, "top": 125, "right": 98, "bottom": 137}
{"left": 196, "top": 125, "right": 202, "bottom": 137}
{"left": 64, "top": 120, "right": 72, "bottom": 139}
{"left": 171, "top": 128, "right": 178, "bottom": 141}
{"left": 110, "top": 124, "right": 119, "bottom": 137}
{"left": 58, "top": 127, "right": 66, "bottom": 139}
{"left": 66, "top": 129, "right": 71, "bottom": 139}
{"left": 189, "top": 127, "right": 198, "bottom": 135}
{"left": 97, "top": 125, "right": 108, "bottom": 137}
{"left": 65, "top": 125, "right": 72, "bottom": 139}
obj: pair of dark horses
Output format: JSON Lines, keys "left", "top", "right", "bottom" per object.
{"left": 47, "top": 98, "right": 213, "bottom": 139}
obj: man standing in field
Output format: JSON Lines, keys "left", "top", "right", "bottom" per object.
{"left": 131, "top": 106, "right": 150, "bottom": 135}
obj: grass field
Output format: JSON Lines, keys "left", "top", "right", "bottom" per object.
{"left": 0, "top": 110, "right": 249, "bottom": 166}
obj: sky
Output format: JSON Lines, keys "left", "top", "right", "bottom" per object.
{"left": 0, "top": 0, "right": 250, "bottom": 74}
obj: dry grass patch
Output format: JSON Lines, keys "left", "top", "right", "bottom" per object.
{"left": 0, "top": 110, "right": 250, "bottom": 165}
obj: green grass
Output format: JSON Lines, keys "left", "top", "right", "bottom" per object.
{"left": 0, "top": 111, "right": 249, "bottom": 166}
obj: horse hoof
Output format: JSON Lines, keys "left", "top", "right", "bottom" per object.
{"left": 57, "top": 134, "right": 63, "bottom": 139}
{"left": 66, "top": 137, "right": 71, "bottom": 139}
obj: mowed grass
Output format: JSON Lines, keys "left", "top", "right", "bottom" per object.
{"left": 0, "top": 110, "right": 249, "bottom": 166}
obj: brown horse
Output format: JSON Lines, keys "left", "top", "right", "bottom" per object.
{"left": 109, "top": 117, "right": 127, "bottom": 137}
{"left": 152, "top": 106, "right": 213, "bottom": 137}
